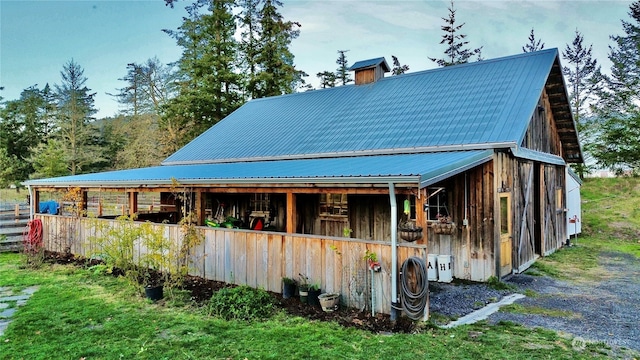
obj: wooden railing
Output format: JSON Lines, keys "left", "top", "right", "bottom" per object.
{"left": 35, "top": 214, "right": 427, "bottom": 314}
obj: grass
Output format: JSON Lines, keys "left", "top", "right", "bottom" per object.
{"left": 0, "top": 253, "right": 608, "bottom": 360}
{"left": 500, "top": 303, "right": 582, "bottom": 319}
{"left": 0, "top": 188, "right": 27, "bottom": 205}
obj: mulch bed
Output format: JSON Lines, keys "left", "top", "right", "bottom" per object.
{"left": 42, "top": 251, "right": 417, "bottom": 334}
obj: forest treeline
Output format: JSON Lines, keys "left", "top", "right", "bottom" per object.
{"left": 1, "top": 0, "right": 639, "bottom": 189}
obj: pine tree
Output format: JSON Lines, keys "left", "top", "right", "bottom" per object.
{"left": 591, "top": 1, "right": 640, "bottom": 174}
{"left": 162, "top": 0, "right": 244, "bottom": 152}
{"left": 522, "top": 28, "right": 545, "bottom": 52}
{"left": 253, "top": 0, "right": 302, "bottom": 97}
{"left": 391, "top": 55, "right": 409, "bottom": 75}
{"left": 238, "top": 0, "right": 263, "bottom": 99}
{"left": 429, "top": 0, "right": 482, "bottom": 67}
{"left": 54, "top": 59, "right": 101, "bottom": 175}
{"left": 316, "top": 71, "right": 336, "bottom": 88}
{"left": 335, "top": 50, "right": 352, "bottom": 85}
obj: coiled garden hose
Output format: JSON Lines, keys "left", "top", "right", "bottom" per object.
{"left": 400, "top": 256, "right": 429, "bottom": 320}
{"left": 23, "top": 219, "right": 43, "bottom": 253}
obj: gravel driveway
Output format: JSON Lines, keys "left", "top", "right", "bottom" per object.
{"left": 429, "top": 250, "right": 640, "bottom": 354}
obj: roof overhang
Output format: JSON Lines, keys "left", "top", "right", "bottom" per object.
{"left": 25, "top": 150, "right": 494, "bottom": 190}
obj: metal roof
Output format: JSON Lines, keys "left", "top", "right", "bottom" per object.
{"left": 164, "top": 49, "right": 572, "bottom": 166}
{"left": 25, "top": 150, "right": 493, "bottom": 189}
{"left": 511, "top": 147, "right": 566, "bottom": 166}
{"left": 349, "top": 57, "right": 390, "bottom": 72}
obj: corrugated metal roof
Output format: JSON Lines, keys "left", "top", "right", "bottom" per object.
{"left": 164, "top": 49, "right": 559, "bottom": 166}
{"left": 25, "top": 150, "right": 493, "bottom": 188}
{"left": 349, "top": 57, "right": 390, "bottom": 71}
{"left": 511, "top": 147, "right": 566, "bottom": 165}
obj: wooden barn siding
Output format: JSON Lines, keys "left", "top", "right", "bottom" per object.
{"left": 543, "top": 165, "right": 566, "bottom": 255}
{"left": 35, "top": 214, "right": 426, "bottom": 315}
{"left": 521, "top": 90, "right": 562, "bottom": 156}
{"left": 427, "top": 161, "right": 495, "bottom": 282}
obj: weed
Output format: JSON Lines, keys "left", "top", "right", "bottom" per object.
{"left": 207, "top": 285, "right": 275, "bottom": 321}
{"left": 486, "top": 276, "right": 515, "bottom": 291}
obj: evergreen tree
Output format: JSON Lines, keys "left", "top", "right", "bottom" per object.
{"left": 28, "top": 139, "right": 70, "bottom": 179}
{"left": 253, "top": 0, "right": 302, "bottom": 97}
{"left": 54, "top": 59, "right": 101, "bottom": 175}
{"left": 316, "top": 71, "right": 336, "bottom": 88}
{"left": 391, "top": 55, "right": 409, "bottom": 75}
{"left": 429, "top": 0, "right": 482, "bottom": 67}
{"left": 522, "top": 28, "right": 545, "bottom": 52}
{"left": 238, "top": 0, "right": 263, "bottom": 99}
{"left": 591, "top": 1, "right": 640, "bottom": 174}
{"left": 162, "top": 0, "right": 244, "bottom": 152}
{"left": 335, "top": 50, "right": 352, "bottom": 85}
{"left": 0, "top": 85, "right": 52, "bottom": 185}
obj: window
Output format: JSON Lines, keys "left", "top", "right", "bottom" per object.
{"left": 427, "top": 187, "right": 449, "bottom": 221}
{"left": 556, "top": 188, "right": 563, "bottom": 211}
{"left": 500, "top": 195, "right": 510, "bottom": 235}
{"left": 319, "top": 193, "right": 348, "bottom": 217}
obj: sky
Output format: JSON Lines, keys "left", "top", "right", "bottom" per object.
{"left": 0, "top": 0, "right": 633, "bottom": 119}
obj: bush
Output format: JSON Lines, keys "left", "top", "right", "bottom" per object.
{"left": 486, "top": 276, "right": 515, "bottom": 291}
{"left": 207, "top": 285, "right": 275, "bottom": 321}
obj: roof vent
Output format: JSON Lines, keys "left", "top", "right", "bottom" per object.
{"left": 349, "top": 57, "right": 390, "bottom": 85}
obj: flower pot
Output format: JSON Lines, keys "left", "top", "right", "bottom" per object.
{"left": 432, "top": 223, "right": 456, "bottom": 235}
{"left": 308, "top": 288, "right": 322, "bottom": 307}
{"left": 318, "top": 293, "right": 340, "bottom": 312}
{"left": 144, "top": 284, "right": 163, "bottom": 301}
{"left": 282, "top": 282, "right": 296, "bottom": 299}
{"left": 299, "top": 288, "right": 309, "bottom": 303}
{"left": 398, "top": 229, "right": 423, "bottom": 242}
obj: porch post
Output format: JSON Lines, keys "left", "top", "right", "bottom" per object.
{"left": 286, "top": 192, "right": 296, "bottom": 233}
{"left": 415, "top": 189, "right": 427, "bottom": 245}
{"left": 388, "top": 183, "right": 399, "bottom": 321}
{"left": 128, "top": 191, "right": 138, "bottom": 216}
{"left": 195, "top": 191, "right": 204, "bottom": 226}
{"left": 81, "top": 190, "right": 88, "bottom": 217}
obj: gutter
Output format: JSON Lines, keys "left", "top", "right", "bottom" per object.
{"left": 388, "top": 182, "right": 399, "bottom": 321}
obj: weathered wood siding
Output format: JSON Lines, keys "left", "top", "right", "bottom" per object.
{"left": 521, "top": 90, "right": 563, "bottom": 156}
{"left": 427, "top": 161, "right": 495, "bottom": 282}
{"left": 35, "top": 214, "right": 426, "bottom": 315}
{"left": 542, "top": 164, "right": 566, "bottom": 255}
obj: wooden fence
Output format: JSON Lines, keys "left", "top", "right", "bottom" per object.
{"left": 0, "top": 204, "right": 29, "bottom": 252}
{"left": 35, "top": 214, "right": 427, "bottom": 315}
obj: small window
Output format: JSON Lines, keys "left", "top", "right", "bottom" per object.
{"left": 319, "top": 193, "right": 348, "bottom": 217}
{"left": 556, "top": 188, "right": 563, "bottom": 210}
{"left": 500, "top": 195, "right": 510, "bottom": 235}
{"left": 427, "top": 187, "right": 449, "bottom": 221}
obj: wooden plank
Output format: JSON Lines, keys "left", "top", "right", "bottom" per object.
{"left": 245, "top": 232, "right": 257, "bottom": 288}
{"left": 224, "top": 231, "right": 234, "bottom": 284}
{"left": 234, "top": 232, "right": 247, "bottom": 285}
{"left": 214, "top": 230, "right": 225, "bottom": 282}
{"left": 264, "top": 233, "right": 279, "bottom": 292}
{"left": 308, "top": 237, "right": 322, "bottom": 291}
{"left": 286, "top": 192, "right": 296, "bottom": 233}
{"left": 204, "top": 230, "right": 215, "bottom": 280}
{"left": 283, "top": 235, "right": 294, "bottom": 280}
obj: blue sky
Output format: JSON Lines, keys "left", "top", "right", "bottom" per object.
{"left": 0, "top": 0, "right": 632, "bottom": 118}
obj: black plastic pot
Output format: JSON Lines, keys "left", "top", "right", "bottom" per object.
{"left": 282, "top": 282, "right": 296, "bottom": 299}
{"left": 308, "top": 288, "right": 321, "bottom": 307}
{"left": 144, "top": 285, "right": 164, "bottom": 301}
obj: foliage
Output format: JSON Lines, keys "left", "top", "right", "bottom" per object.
{"left": 0, "top": 85, "right": 53, "bottom": 186}
{"left": 486, "top": 276, "right": 515, "bottom": 291}
{"left": 110, "top": 114, "right": 166, "bottom": 169}
{"left": 282, "top": 277, "right": 296, "bottom": 285}
{"left": 86, "top": 215, "right": 140, "bottom": 284}
{"left": 28, "top": 138, "right": 70, "bottom": 179}
{"left": 111, "top": 57, "right": 174, "bottom": 116}
{"left": 429, "top": 0, "right": 482, "bottom": 67}
{"left": 335, "top": 50, "right": 353, "bottom": 85}
{"left": 54, "top": 59, "right": 103, "bottom": 175}
{"left": 522, "top": 28, "right": 545, "bottom": 52}
{"left": 297, "top": 273, "right": 310, "bottom": 290}
{"left": 591, "top": 1, "right": 640, "bottom": 174}
{"left": 316, "top": 70, "right": 336, "bottom": 88}
{"left": 391, "top": 55, "right": 409, "bottom": 75}
{"left": 207, "top": 285, "right": 275, "bottom": 321}
{"left": 162, "top": 0, "right": 244, "bottom": 152}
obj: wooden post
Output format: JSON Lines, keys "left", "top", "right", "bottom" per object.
{"left": 33, "top": 190, "right": 40, "bottom": 214}
{"left": 195, "top": 191, "right": 204, "bottom": 226}
{"left": 415, "top": 190, "right": 427, "bottom": 245}
{"left": 128, "top": 191, "right": 138, "bottom": 216}
{"left": 81, "top": 191, "right": 88, "bottom": 217}
{"left": 286, "top": 192, "right": 296, "bottom": 234}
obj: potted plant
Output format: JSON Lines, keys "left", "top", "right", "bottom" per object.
{"left": 318, "top": 293, "right": 340, "bottom": 312}
{"left": 298, "top": 274, "right": 310, "bottom": 303}
{"left": 143, "top": 269, "right": 164, "bottom": 301}
{"left": 398, "top": 219, "right": 423, "bottom": 242}
{"left": 432, "top": 214, "right": 457, "bottom": 235}
{"left": 308, "top": 282, "right": 322, "bottom": 307}
{"left": 282, "top": 277, "right": 297, "bottom": 299}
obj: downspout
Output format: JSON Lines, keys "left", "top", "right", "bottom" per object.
{"left": 388, "top": 182, "right": 399, "bottom": 321}
{"left": 27, "top": 185, "right": 34, "bottom": 220}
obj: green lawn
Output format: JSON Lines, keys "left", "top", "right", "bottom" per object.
{"left": 0, "top": 253, "right": 610, "bottom": 360}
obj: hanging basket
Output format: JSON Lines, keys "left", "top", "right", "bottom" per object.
{"left": 398, "top": 220, "right": 423, "bottom": 242}
{"left": 432, "top": 222, "right": 457, "bottom": 235}
{"left": 318, "top": 293, "right": 340, "bottom": 312}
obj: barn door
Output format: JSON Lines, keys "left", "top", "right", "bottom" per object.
{"left": 499, "top": 193, "right": 512, "bottom": 276}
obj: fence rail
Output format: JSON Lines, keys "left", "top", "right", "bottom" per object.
{"left": 35, "top": 214, "right": 427, "bottom": 315}
{"left": 0, "top": 204, "right": 29, "bottom": 252}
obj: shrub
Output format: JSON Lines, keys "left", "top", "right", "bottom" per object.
{"left": 486, "top": 276, "right": 515, "bottom": 291}
{"left": 207, "top": 285, "right": 275, "bottom": 321}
